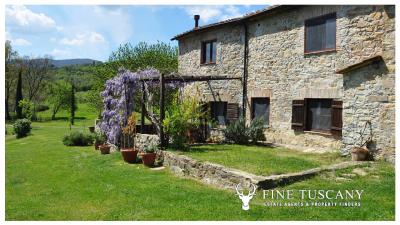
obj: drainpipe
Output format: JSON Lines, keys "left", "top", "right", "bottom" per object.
{"left": 242, "top": 22, "right": 249, "bottom": 119}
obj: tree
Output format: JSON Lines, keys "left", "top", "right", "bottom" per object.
{"left": 100, "top": 68, "right": 182, "bottom": 144}
{"left": 108, "top": 41, "right": 178, "bottom": 74}
{"left": 15, "top": 70, "right": 23, "bottom": 119}
{"left": 5, "top": 41, "right": 18, "bottom": 120}
{"left": 89, "top": 41, "right": 179, "bottom": 117}
{"left": 24, "top": 56, "right": 52, "bottom": 101}
{"left": 70, "top": 82, "right": 76, "bottom": 125}
{"left": 47, "top": 81, "right": 71, "bottom": 120}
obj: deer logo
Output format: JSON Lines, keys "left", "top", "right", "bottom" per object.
{"left": 235, "top": 183, "right": 256, "bottom": 210}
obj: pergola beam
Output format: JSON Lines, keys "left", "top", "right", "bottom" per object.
{"left": 139, "top": 75, "right": 242, "bottom": 82}
{"left": 138, "top": 73, "right": 242, "bottom": 149}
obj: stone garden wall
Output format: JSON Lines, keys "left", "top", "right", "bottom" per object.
{"left": 134, "top": 133, "right": 160, "bottom": 150}
{"left": 161, "top": 150, "right": 371, "bottom": 190}
{"left": 161, "top": 151, "right": 264, "bottom": 189}
{"left": 177, "top": 5, "right": 395, "bottom": 159}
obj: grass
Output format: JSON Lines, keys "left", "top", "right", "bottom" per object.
{"left": 170, "top": 144, "right": 348, "bottom": 176}
{"left": 5, "top": 102, "right": 395, "bottom": 220}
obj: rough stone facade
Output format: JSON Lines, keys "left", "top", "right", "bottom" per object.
{"left": 176, "top": 5, "right": 395, "bottom": 161}
{"left": 342, "top": 62, "right": 395, "bottom": 162}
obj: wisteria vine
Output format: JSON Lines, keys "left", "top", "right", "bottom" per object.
{"left": 99, "top": 68, "right": 183, "bottom": 145}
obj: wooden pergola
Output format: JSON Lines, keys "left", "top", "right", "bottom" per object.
{"left": 138, "top": 73, "right": 242, "bottom": 148}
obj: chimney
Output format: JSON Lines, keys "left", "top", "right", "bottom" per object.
{"left": 194, "top": 15, "right": 200, "bottom": 28}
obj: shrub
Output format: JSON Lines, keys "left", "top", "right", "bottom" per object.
{"left": 63, "top": 131, "right": 94, "bottom": 146}
{"left": 248, "top": 117, "right": 266, "bottom": 144}
{"left": 18, "top": 99, "right": 34, "bottom": 120}
{"left": 143, "top": 142, "right": 158, "bottom": 153}
{"left": 163, "top": 92, "right": 203, "bottom": 149}
{"left": 224, "top": 117, "right": 266, "bottom": 144}
{"left": 36, "top": 104, "right": 50, "bottom": 112}
{"left": 13, "top": 119, "right": 32, "bottom": 138}
{"left": 224, "top": 117, "right": 249, "bottom": 144}
{"left": 94, "top": 132, "right": 107, "bottom": 145}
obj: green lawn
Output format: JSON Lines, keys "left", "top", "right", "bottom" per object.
{"left": 170, "top": 144, "right": 348, "bottom": 176}
{"left": 5, "top": 103, "right": 395, "bottom": 220}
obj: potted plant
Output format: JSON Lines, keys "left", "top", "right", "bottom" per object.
{"left": 88, "top": 126, "right": 95, "bottom": 133}
{"left": 351, "top": 146, "right": 370, "bottom": 161}
{"left": 120, "top": 113, "right": 139, "bottom": 163}
{"left": 140, "top": 142, "right": 158, "bottom": 167}
{"left": 99, "top": 144, "right": 111, "bottom": 154}
{"left": 94, "top": 132, "right": 106, "bottom": 150}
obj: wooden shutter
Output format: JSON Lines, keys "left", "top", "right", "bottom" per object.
{"left": 291, "top": 100, "right": 305, "bottom": 131}
{"left": 227, "top": 103, "right": 239, "bottom": 122}
{"left": 331, "top": 100, "right": 343, "bottom": 136}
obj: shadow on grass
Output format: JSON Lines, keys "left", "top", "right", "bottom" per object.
{"left": 169, "top": 142, "right": 277, "bottom": 154}
{"left": 35, "top": 116, "right": 87, "bottom": 122}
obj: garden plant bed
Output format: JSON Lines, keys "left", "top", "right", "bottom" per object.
{"left": 169, "top": 144, "right": 348, "bottom": 176}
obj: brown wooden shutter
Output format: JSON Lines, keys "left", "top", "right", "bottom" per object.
{"left": 291, "top": 100, "right": 305, "bottom": 131}
{"left": 227, "top": 103, "right": 239, "bottom": 122}
{"left": 331, "top": 100, "right": 343, "bottom": 136}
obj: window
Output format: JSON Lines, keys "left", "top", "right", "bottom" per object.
{"left": 291, "top": 99, "right": 342, "bottom": 135}
{"left": 306, "top": 99, "right": 332, "bottom": 132}
{"left": 210, "top": 101, "right": 227, "bottom": 125}
{"left": 305, "top": 13, "right": 336, "bottom": 53}
{"left": 251, "top": 98, "right": 270, "bottom": 126}
{"left": 201, "top": 40, "right": 217, "bottom": 64}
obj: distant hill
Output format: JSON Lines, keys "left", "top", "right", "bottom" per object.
{"left": 50, "top": 58, "right": 102, "bottom": 68}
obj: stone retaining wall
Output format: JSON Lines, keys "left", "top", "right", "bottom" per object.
{"left": 162, "top": 151, "right": 263, "bottom": 189}
{"left": 161, "top": 150, "right": 370, "bottom": 190}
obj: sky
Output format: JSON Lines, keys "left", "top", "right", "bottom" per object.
{"left": 5, "top": 5, "right": 267, "bottom": 61}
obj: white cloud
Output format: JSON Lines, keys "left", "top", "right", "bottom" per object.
{"left": 91, "top": 6, "right": 132, "bottom": 44}
{"left": 5, "top": 31, "right": 31, "bottom": 46}
{"left": 182, "top": 5, "right": 244, "bottom": 23}
{"left": 6, "top": 5, "right": 56, "bottom": 31}
{"left": 60, "top": 31, "right": 105, "bottom": 46}
{"left": 50, "top": 48, "right": 72, "bottom": 58}
{"left": 13, "top": 38, "right": 32, "bottom": 46}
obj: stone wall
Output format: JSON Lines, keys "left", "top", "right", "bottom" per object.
{"left": 162, "top": 150, "right": 371, "bottom": 190}
{"left": 178, "top": 24, "right": 244, "bottom": 105}
{"left": 177, "top": 5, "right": 395, "bottom": 158}
{"left": 342, "top": 62, "right": 395, "bottom": 162}
{"left": 162, "top": 151, "right": 264, "bottom": 189}
{"left": 134, "top": 133, "right": 160, "bottom": 150}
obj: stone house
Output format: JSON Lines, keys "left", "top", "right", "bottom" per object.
{"left": 171, "top": 5, "right": 395, "bottom": 162}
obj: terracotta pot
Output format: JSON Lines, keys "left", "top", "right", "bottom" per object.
{"left": 88, "top": 126, "right": 95, "bottom": 133}
{"left": 351, "top": 147, "right": 369, "bottom": 161}
{"left": 121, "top": 148, "right": 138, "bottom": 163}
{"left": 99, "top": 144, "right": 111, "bottom": 154}
{"left": 141, "top": 152, "right": 156, "bottom": 167}
{"left": 94, "top": 141, "right": 103, "bottom": 150}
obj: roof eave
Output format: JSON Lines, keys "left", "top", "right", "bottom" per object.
{"left": 171, "top": 5, "right": 291, "bottom": 41}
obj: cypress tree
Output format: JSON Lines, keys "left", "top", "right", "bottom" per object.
{"left": 15, "top": 70, "right": 23, "bottom": 119}
{"left": 70, "top": 82, "right": 76, "bottom": 125}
